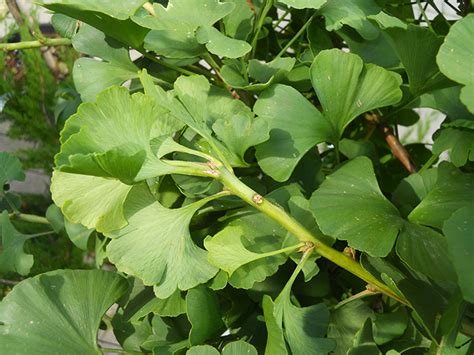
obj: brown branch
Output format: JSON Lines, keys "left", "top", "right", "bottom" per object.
{"left": 246, "top": 0, "right": 256, "bottom": 13}
{"left": 365, "top": 113, "right": 417, "bottom": 174}
{"left": 380, "top": 123, "right": 417, "bottom": 174}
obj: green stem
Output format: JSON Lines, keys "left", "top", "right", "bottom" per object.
{"left": 333, "top": 289, "right": 380, "bottom": 310}
{"left": 9, "top": 213, "right": 50, "bottom": 225}
{"left": 217, "top": 167, "right": 407, "bottom": 305}
{"left": 275, "top": 247, "right": 313, "bottom": 303}
{"left": 140, "top": 51, "right": 206, "bottom": 77}
{"left": 0, "top": 38, "right": 72, "bottom": 50}
{"left": 273, "top": 8, "right": 290, "bottom": 29}
{"left": 418, "top": 153, "right": 439, "bottom": 174}
{"left": 29, "top": 230, "right": 56, "bottom": 238}
{"left": 275, "top": 13, "right": 315, "bottom": 59}
{"left": 250, "top": 0, "right": 274, "bottom": 57}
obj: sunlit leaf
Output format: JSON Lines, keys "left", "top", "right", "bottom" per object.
{"left": 310, "top": 49, "right": 403, "bottom": 143}
{"left": 437, "top": 14, "right": 474, "bottom": 113}
{"left": 443, "top": 207, "right": 474, "bottom": 303}
{"left": 106, "top": 185, "right": 219, "bottom": 298}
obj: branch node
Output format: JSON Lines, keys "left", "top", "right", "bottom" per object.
{"left": 252, "top": 193, "right": 264, "bottom": 205}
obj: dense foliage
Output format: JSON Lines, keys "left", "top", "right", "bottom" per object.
{"left": 1, "top": 0, "right": 473, "bottom": 354}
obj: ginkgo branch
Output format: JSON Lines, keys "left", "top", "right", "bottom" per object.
{"left": 216, "top": 166, "right": 409, "bottom": 305}
{"left": 8, "top": 212, "right": 50, "bottom": 225}
{"left": 0, "top": 38, "right": 72, "bottom": 50}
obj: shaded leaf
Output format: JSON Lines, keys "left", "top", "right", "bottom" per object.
{"left": 396, "top": 223, "right": 456, "bottom": 286}
{"left": 254, "top": 84, "right": 331, "bottom": 181}
{"left": 385, "top": 25, "right": 444, "bottom": 94}
{"left": 432, "top": 128, "right": 474, "bottom": 167}
{"left": 196, "top": 26, "right": 251, "bottom": 59}
{"left": 40, "top": 0, "right": 148, "bottom": 47}
{"left": 408, "top": 163, "right": 474, "bottom": 229}
{"left": 212, "top": 114, "right": 269, "bottom": 163}
{"left": 222, "top": 0, "right": 254, "bottom": 40}
{"left": 279, "top": 0, "right": 326, "bottom": 9}
{"left": 348, "top": 318, "right": 380, "bottom": 355}
{"left": 0, "top": 152, "right": 25, "bottom": 189}
{"left": 328, "top": 300, "right": 374, "bottom": 355}
{"left": 320, "top": 0, "right": 381, "bottom": 40}
{"left": 443, "top": 207, "right": 474, "bottom": 303}
{"left": 0, "top": 211, "right": 34, "bottom": 275}
{"left": 186, "top": 286, "right": 224, "bottom": 345}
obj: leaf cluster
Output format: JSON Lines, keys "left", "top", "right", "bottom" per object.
{"left": 1, "top": 1, "right": 474, "bottom": 354}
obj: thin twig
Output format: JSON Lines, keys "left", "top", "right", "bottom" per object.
{"left": 0, "top": 38, "right": 72, "bottom": 50}
{"left": 333, "top": 288, "right": 381, "bottom": 310}
{"left": 0, "top": 278, "right": 19, "bottom": 286}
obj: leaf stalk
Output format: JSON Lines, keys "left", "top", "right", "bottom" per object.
{"left": 0, "top": 38, "right": 72, "bottom": 50}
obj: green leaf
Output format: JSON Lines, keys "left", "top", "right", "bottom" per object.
{"left": 328, "top": 300, "right": 374, "bottom": 355}
{"left": 205, "top": 225, "right": 302, "bottom": 276}
{"left": 248, "top": 58, "right": 296, "bottom": 84}
{"left": 222, "top": 341, "right": 258, "bottom": 355}
{"left": 73, "top": 54, "right": 138, "bottom": 102}
{"left": 310, "top": 157, "right": 402, "bottom": 257}
{"left": 0, "top": 270, "right": 128, "bottom": 353}
{"left": 254, "top": 84, "right": 332, "bottom": 181}
{"left": 262, "top": 295, "right": 287, "bottom": 354}
{"left": 186, "top": 286, "right": 224, "bottom": 345}
{"left": 222, "top": 0, "right": 254, "bottom": 40}
{"left": 196, "top": 26, "right": 251, "bottom": 59}
{"left": 133, "top": 0, "right": 234, "bottom": 59}
{"left": 45, "top": 204, "right": 93, "bottom": 250}
{"left": 443, "top": 207, "right": 474, "bottom": 303}
{"left": 320, "top": 0, "right": 381, "bottom": 40}
{"left": 279, "top": 0, "right": 326, "bottom": 9}
{"left": 385, "top": 25, "right": 444, "bottom": 94}
{"left": 437, "top": 14, "right": 474, "bottom": 113}
{"left": 391, "top": 168, "right": 437, "bottom": 217}
{"left": 187, "top": 345, "right": 220, "bottom": 355}
{"left": 55, "top": 86, "right": 179, "bottom": 183}
{"left": 396, "top": 223, "right": 456, "bottom": 285}
{"left": 310, "top": 49, "right": 402, "bottom": 143}
{"left": 0, "top": 211, "right": 34, "bottom": 275}
{"left": 72, "top": 24, "right": 138, "bottom": 102}
{"left": 64, "top": 220, "right": 94, "bottom": 250}
{"left": 372, "top": 308, "right": 408, "bottom": 345}
{"left": 125, "top": 288, "right": 187, "bottom": 322}
{"left": 51, "top": 170, "right": 132, "bottom": 233}
{"left": 347, "top": 319, "right": 381, "bottom": 355}
{"left": 408, "top": 163, "right": 474, "bottom": 229}
{"left": 51, "top": 13, "right": 78, "bottom": 38}
{"left": 106, "top": 185, "right": 219, "bottom": 298}
{"left": 212, "top": 114, "right": 269, "bottom": 163}
{"left": 40, "top": 0, "right": 148, "bottom": 47}
{"left": 267, "top": 258, "right": 335, "bottom": 355}
{"left": 0, "top": 152, "right": 25, "bottom": 189}
{"left": 417, "top": 86, "right": 474, "bottom": 122}
{"left": 432, "top": 128, "right": 474, "bottom": 167}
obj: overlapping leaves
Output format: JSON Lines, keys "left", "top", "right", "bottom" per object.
{"left": 255, "top": 49, "right": 402, "bottom": 181}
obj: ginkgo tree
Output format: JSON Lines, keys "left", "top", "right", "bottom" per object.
{"left": 1, "top": 0, "right": 473, "bottom": 354}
